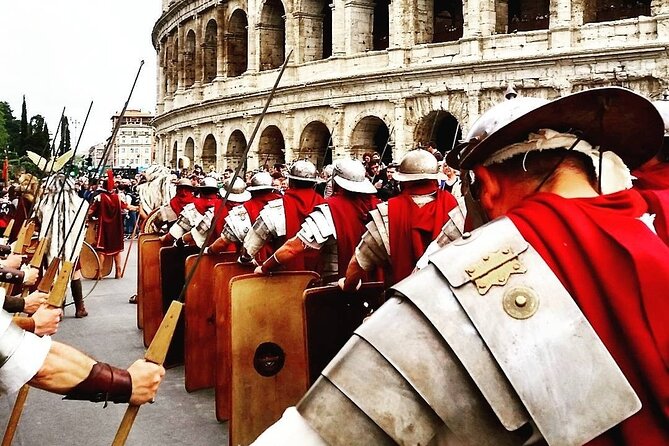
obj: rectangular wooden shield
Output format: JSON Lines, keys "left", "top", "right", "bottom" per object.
{"left": 230, "top": 271, "right": 319, "bottom": 446}
{"left": 159, "top": 245, "right": 198, "bottom": 367}
{"left": 184, "top": 252, "right": 237, "bottom": 392}
{"left": 136, "top": 233, "right": 160, "bottom": 329}
{"left": 138, "top": 234, "right": 160, "bottom": 336}
{"left": 303, "top": 282, "right": 386, "bottom": 384}
{"left": 213, "top": 261, "right": 255, "bottom": 422}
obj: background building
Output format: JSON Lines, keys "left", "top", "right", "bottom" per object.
{"left": 152, "top": 0, "right": 669, "bottom": 171}
{"left": 110, "top": 110, "right": 155, "bottom": 168}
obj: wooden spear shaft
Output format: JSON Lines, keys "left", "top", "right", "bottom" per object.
{"left": 120, "top": 214, "right": 140, "bottom": 279}
{"left": 111, "top": 301, "right": 183, "bottom": 446}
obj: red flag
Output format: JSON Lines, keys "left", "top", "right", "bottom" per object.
{"left": 2, "top": 158, "right": 8, "bottom": 183}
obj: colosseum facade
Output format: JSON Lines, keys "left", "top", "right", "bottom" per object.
{"left": 152, "top": 0, "right": 669, "bottom": 171}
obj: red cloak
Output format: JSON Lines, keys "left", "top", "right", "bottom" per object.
{"left": 632, "top": 161, "right": 669, "bottom": 191}
{"left": 89, "top": 190, "right": 124, "bottom": 255}
{"left": 170, "top": 188, "right": 195, "bottom": 215}
{"left": 326, "top": 192, "right": 378, "bottom": 279}
{"left": 387, "top": 182, "right": 457, "bottom": 283}
{"left": 281, "top": 187, "right": 325, "bottom": 271}
{"left": 507, "top": 190, "right": 669, "bottom": 446}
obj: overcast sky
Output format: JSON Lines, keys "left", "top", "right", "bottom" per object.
{"left": 0, "top": 0, "right": 159, "bottom": 154}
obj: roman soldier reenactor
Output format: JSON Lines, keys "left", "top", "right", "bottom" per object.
{"left": 254, "top": 159, "right": 378, "bottom": 282}
{"left": 241, "top": 160, "right": 325, "bottom": 270}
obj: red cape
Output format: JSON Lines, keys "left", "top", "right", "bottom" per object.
{"left": 170, "top": 189, "right": 195, "bottom": 215}
{"left": 508, "top": 190, "right": 669, "bottom": 446}
{"left": 326, "top": 193, "right": 378, "bottom": 279}
{"left": 632, "top": 161, "right": 669, "bottom": 191}
{"left": 282, "top": 187, "right": 325, "bottom": 271}
{"left": 90, "top": 190, "right": 124, "bottom": 255}
{"left": 388, "top": 183, "right": 457, "bottom": 283}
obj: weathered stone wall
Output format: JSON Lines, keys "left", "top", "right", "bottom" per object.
{"left": 152, "top": 0, "right": 669, "bottom": 170}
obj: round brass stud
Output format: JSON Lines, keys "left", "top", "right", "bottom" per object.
{"left": 503, "top": 287, "right": 539, "bottom": 320}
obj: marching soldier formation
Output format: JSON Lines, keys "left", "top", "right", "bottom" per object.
{"left": 0, "top": 86, "right": 667, "bottom": 446}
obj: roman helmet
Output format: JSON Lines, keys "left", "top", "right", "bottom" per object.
{"left": 331, "top": 159, "right": 376, "bottom": 194}
{"left": 393, "top": 149, "right": 440, "bottom": 182}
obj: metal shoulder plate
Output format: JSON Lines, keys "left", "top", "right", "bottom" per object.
{"left": 223, "top": 205, "right": 252, "bottom": 244}
{"left": 297, "top": 204, "right": 336, "bottom": 249}
{"left": 158, "top": 204, "right": 178, "bottom": 224}
{"left": 299, "top": 217, "right": 640, "bottom": 446}
{"left": 354, "top": 217, "right": 389, "bottom": 271}
{"left": 258, "top": 199, "right": 286, "bottom": 238}
{"left": 169, "top": 203, "right": 200, "bottom": 239}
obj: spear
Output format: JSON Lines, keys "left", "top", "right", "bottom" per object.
{"left": 111, "top": 49, "right": 294, "bottom": 446}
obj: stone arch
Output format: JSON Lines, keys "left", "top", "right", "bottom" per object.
{"left": 202, "top": 134, "right": 217, "bottom": 171}
{"left": 413, "top": 111, "right": 462, "bottom": 159}
{"left": 227, "top": 129, "right": 248, "bottom": 170}
{"left": 350, "top": 116, "right": 393, "bottom": 165}
{"left": 204, "top": 19, "right": 218, "bottom": 83}
{"left": 227, "top": 9, "right": 248, "bottom": 77}
{"left": 373, "top": 0, "right": 391, "bottom": 50}
{"left": 584, "top": 0, "right": 651, "bottom": 23}
{"left": 259, "top": 0, "right": 286, "bottom": 71}
{"left": 185, "top": 29, "right": 196, "bottom": 87}
{"left": 298, "top": 121, "right": 331, "bottom": 169}
{"left": 434, "top": 1, "right": 464, "bottom": 42}
{"left": 171, "top": 141, "right": 178, "bottom": 167}
{"left": 184, "top": 137, "right": 195, "bottom": 168}
{"left": 258, "top": 125, "right": 286, "bottom": 167}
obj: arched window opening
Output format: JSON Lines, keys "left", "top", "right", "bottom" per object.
{"left": 185, "top": 30, "right": 196, "bottom": 87}
{"left": 586, "top": 0, "right": 651, "bottom": 23}
{"left": 185, "top": 137, "right": 195, "bottom": 165}
{"left": 171, "top": 141, "right": 178, "bottom": 168}
{"left": 202, "top": 134, "right": 217, "bottom": 171}
{"left": 227, "top": 10, "right": 248, "bottom": 77}
{"left": 227, "top": 130, "right": 248, "bottom": 170}
{"left": 413, "top": 111, "right": 462, "bottom": 159}
{"left": 298, "top": 121, "right": 331, "bottom": 169}
{"left": 203, "top": 20, "right": 218, "bottom": 83}
{"left": 260, "top": 0, "right": 286, "bottom": 71}
{"left": 373, "top": 0, "right": 391, "bottom": 50}
{"left": 507, "top": 0, "right": 549, "bottom": 32}
{"left": 322, "top": 3, "right": 333, "bottom": 59}
{"left": 351, "top": 116, "right": 393, "bottom": 165}
{"left": 258, "top": 125, "right": 286, "bottom": 167}
{"left": 434, "top": 1, "right": 464, "bottom": 42}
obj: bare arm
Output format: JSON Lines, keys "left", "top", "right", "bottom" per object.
{"left": 29, "top": 341, "right": 165, "bottom": 406}
{"left": 255, "top": 236, "right": 307, "bottom": 274}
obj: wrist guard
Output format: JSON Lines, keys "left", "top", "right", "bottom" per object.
{"left": 0, "top": 266, "right": 24, "bottom": 284}
{"left": 12, "top": 316, "right": 35, "bottom": 333}
{"left": 64, "top": 362, "right": 132, "bottom": 407}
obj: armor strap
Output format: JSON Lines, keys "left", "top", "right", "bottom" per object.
{"left": 63, "top": 362, "right": 132, "bottom": 407}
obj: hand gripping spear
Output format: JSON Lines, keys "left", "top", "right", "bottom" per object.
{"left": 111, "top": 49, "right": 294, "bottom": 446}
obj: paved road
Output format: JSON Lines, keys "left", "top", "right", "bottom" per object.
{"left": 0, "top": 240, "right": 228, "bottom": 446}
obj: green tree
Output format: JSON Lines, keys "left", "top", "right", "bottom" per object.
{"left": 0, "top": 102, "right": 20, "bottom": 154}
{"left": 19, "top": 95, "right": 28, "bottom": 156}
{"left": 58, "top": 115, "right": 70, "bottom": 155}
{"left": 25, "top": 115, "right": 51, "bottom": 157}
{"left": 0, "top": 110, "right": 8, "bottom": 152}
